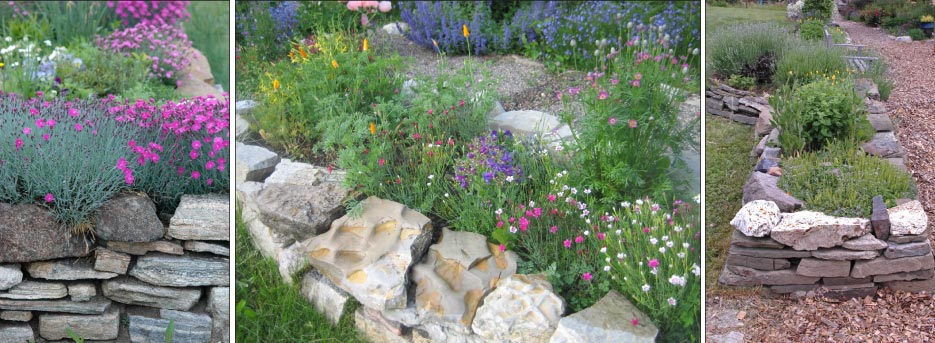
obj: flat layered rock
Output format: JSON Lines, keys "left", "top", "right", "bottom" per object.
{"left": 852, "top": 253, "right": 935, "bottom": 278}
{"left": 822, "top": 276, "right": 873, "bottom": 286}
{"left": 0, "top": 281, "right": 67, "bottom": 300}
{"left": 549, "top": 290, "right": 657, "bottom": 343}
{"left": 725, "top": 255, "right": 791, "bottom": 271}
{"left": 884, "top": 240, "right": 932, "bottom": 259}
{"left": 264, "top": 159, "right": 331, "bottom": 186}
{"left": 720, "top": 266, "right": 820, "bottom": 286}
{"left": 728, "top": 246, "right": 812, "bottom": 259}
{"left": 129, "top": 253, "right": 229, "bottom": 287}
{"left": 0, "top": 264, "right": 22, "bottom": 291}
{"left": 796, "top": 258, "right": 851, "bottom": 278}
{"left": 862, "top": 132, "right": 904, "bottom": 158}
{"left": 184, "top": 241, "right": 230, "bottom": 257}
{"left": 235, "top": 142, "right": 281, "bottom": 184}
{"left": 106, "top": 240, "right": 184, "bottom": 256}
{"left": 167, "top": 194, "right": 230, "bottom": 241}
{"left": 255, "top": 182, "right": 347, "bottom": 242}
{"left": 871, "top": 195, "right": 890, "bottom": 241}
{"left": 489, "top": 110, "right": 560, "bottom": 137}
{"left": 822, "top": 284, "right": 878, "bottom": 299}
{"left": 354, "top": 308, "right": 409, "bottom": 343}
{"left": 730, "top": 200, "right": 781, "bottom": 238}
{"left": 771, "top": 212, "right": 870, "bottom": 251}
{"left": 68, "top": 283, "right": 95, "bottom": 302}
{"left": 741, "top": 172, "right": 803, "bottom": 212}
{"left": 93, "top": 193, "right": 165, "bottom": 242}
{"left": 883, "top": 278, "right": 935, "bottom": 293}
{"left": 129, "top": 311, "right": 211, "bottom": 343}
{"left": 94, "top": 248, "right": 131, "bottom": 274}
{"left": 208, "top": 287, "right": 230, "bottom": 343}
{"left": 730, "top": 230, "right": 785, "bottom": 249}
{"left": 39, "top": 307, "right": 119, "bottom": 341}
{"left": 102, "top": 278, "right": 200, "bottom": 311}
{"left": 889, "top": 200, "right": 928, "bottom": 236}
{"left": 873, "top": 269, "right": 935, "bottom": 283}
{"left": 473, "top": 274, "right": 564, "bottom": 343}
{"left": 0, "top": 311, "right": 31, "bottom": 322}
{"left": 811, "top": 248, "right": 879, "bottom": 261}
{"left": 867, "top": 112, "right": 894, "bottom": 132}
{"left": 769, "top": 284, "right": 820, "bottom": 294}
{"left": 28, "top": 259, "right": 118, "bottom": 280}
{"left": 842, "top": 234, "right": 888, "bottom": 251}
{"left": 304, "top": 197, "right": 435, "bottom": 312}
{"left": 0, "top": 203, "right": 92, "bottom": 263}
{"left": 0, "top": 296, "right": 110, "bottom": 314}
{"left": 412, "top": 228, "right": 518, "bottom": 332}
{"left": 0, "top": 324, "right": 34, "bottom": 342}
{"left": 300, "top": 270, "right": 351, "bottom": 325}
{"left": 865, "top": 98, "right": 887, "bottom": 114}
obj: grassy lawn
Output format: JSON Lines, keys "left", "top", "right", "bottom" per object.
{"left": 705, "top": 3, "right": 790, "bottom": 32}
{"left": 234, "top": 206, "right": 367, "bottom": 343}
{"left": 187, "top": 1, "right": 230, "bottom": 88}
{"left": 704, "top": 116, "right": 756, "bottom": 294}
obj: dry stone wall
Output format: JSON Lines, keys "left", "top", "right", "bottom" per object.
{"left": 0, "top": 193, "right": 230, "bottom": 343}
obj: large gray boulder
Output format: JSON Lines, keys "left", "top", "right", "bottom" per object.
{"left": 93, "top": 193, "right": 165, "bottom": 242}
{"left": 0, "top": 203, "right": 92, "bottom": 263}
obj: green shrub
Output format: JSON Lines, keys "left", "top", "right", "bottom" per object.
{"left": 881, "top": 16, "right": 908, "bottom": 30}
{"left": 57, "top": 43, "right": 151, "bottom": 99}
{"left": 773, "top": 41, "right": 848, "bottom": 86}
{"left": 725, "top": 74, "right": 756, "bottom": 90}
{"left": 908, "top": 28, "right": 925, "bottom": 41}
{"left": 707, "top": 23, "right": 792, "bottom": 81}
{"left": 799, "top": 19, "right": 826, "bottom": 41}
{"left": 770, "top": 77, "right": 865, "bottom": 154}
{"left": 780, "top": 142, "right": 915, "bottom": 217}
{"left": 803, "top": 0, "right": 834, "bottom": 21}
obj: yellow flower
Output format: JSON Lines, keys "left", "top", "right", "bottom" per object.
{"left": 788, "top": 70, "right": 793, "bottom": 75}
{"left": 272, "top": 79, "right": 280, "bottom": 90}
{"left": 369, "top": 122, "right": 376, "bottom": 135}
{"left": 0, "top": 62, "right": 4, "bottom": 68}
{"left": 831, "top": 74, "right": 836, "bottom": 80}
{"left": 363, "top": 38, "right": 369, "bottom": 52}
{"left": 332, "top": 59, "right": 339, "bottom": 69}
{"left": 462, "top": 24, "right": 470, "bottom": 38}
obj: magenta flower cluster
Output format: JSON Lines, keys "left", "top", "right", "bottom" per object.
{"left": 107, "top": 1, "right": 191, "bottom": 27}
{"left": 96, "top": 22, "right": 192, "bottom": 83}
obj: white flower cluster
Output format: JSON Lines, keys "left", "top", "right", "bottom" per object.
{"left": 787, "top": 0, "right": 805, "bottom": 19}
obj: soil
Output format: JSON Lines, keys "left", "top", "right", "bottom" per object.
{"left": 705, "top": 14, "right": 935, "bottom": 342}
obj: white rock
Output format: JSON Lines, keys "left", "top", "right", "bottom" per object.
{"left": 895, "top": 36, "right": 912, "bottom": 42}
{"left": 889, "top": 200, "right": 928, "bottom": 236}
{"left": 730, "top": 200, "right": 781, "bottom": 237}
{"left": 490, "top": 110, "right": 561, "bottom": 137}
{"left": 382, "top": 22, "right": 409, "bottom": 35}
{"left": 770, "top": 211, "right": 870, "bottom": 250}
{"left": 472, "top": 274, "right": 564, "bottom": 343}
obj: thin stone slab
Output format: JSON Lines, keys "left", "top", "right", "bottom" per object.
{"left": 102, "top": 278, "right": 200, "bottom": 311}
{"left": 0, "top": 264, "right": 23, "bottom": 291}
{"left": 852, "top": 253, "right": 935, "bottom": 278}
{"left": 129, "top": 312, "right": 211, "bottom": 343}
{"left": 129, "top": 253, "right": 229, "bottom": 287}
{"left": 160, "top": 309, "right": 212, "bottom": 342}
{"left": 720, "top": 266, "right": 820, "bottom": 286}
{"left": 0, "top": 281, "right": 67, "bottom": 300}
{"left": 39, "top": 307, "right": 119, "bottom": 341}
{"left": 769, "top": 284, "right": 820, "bottom": 294}
{"left": 741, "top": 172, "right": 803, "bottom": 212}
{"left": 255, "top": 182, "right": 348, "bottom": 242}
{"left": 68, "top": 283, "right": 95, "bottom": 302}
{"left": 822, "top": 284, "right": 878, "bottom": 299}
{"left": 871, "top": 195, "right": 890, "bottom": 241}
{"left": 822, "top": 276, "right": 873, "bottom": 286}
{"left": 855, "top": 78, "right": 880, "bottom": 100}
{"left": 796, "top": 258, "right": 851, "bottom": 278}
{"left": 167, "top": 194, "right": 230, "bottom": 241}
{"left": 862, "top": 132, "right": 904, "bottom": 158}
{"left": 884, "top": 240, "right": 932, "bottom": 259}
{"left": 93, "top": 193, "right": 165, "bottom": 242}
{"left": 235, "top": 142, "right": 281, "bottom": 184}
{"left": 889, "top": 200, "right": 928, "bottom": 236}
{"left": 94, "top": 248, "right": 131, "bottom": 274}
{"left": 0, "top": 203, "right": 92, "bottom": 263}
{"left": 867, "top": 113, "right": 894, "bottom": 132}
{"left": 730, "top": 200, "right": 781, "bottom": 238}
{"left": 874, "top": 269, "right": 935, "bottom": 283}
{"left": 300, "top": 269, "right": 351, "bottom": 325}
{"left": 842, "top": 234, "right": 888, "bottom": 251}
{"left": 234, "top": 100, "right": 258, "bottom": 114}
{"left": 549, "top": 290, "right": 656, "bottom": 343}
{"left": 865, "top": 98, "right": 887, "bottom": 114}
{"left": 887, "top": 157, "right": 907, "bottom": 172}
{"left": 0, "top": 296, "right": 110, "bottom": 314}
{"left": 106, "top": 240, "right": 184, "bottom": 256}
{"left": 725, "top": 255, "right": 791, "bottom": 271}
{"left": 889, "top": 226, "right": 931, "bottom": 244}
{"left": 183, "top": 241, "right": 230, "bottom": 257}
{"left": 235, "top": 114, "right": 249, "bottom": 139}
{"left": 28, "top": 259, "right": 118, "bottom": 280}
{"left": 0, "top": 324, "right": 34, "bottom": 342}
{"left": 490, "top": 110, "right": 561, "bottom": 137}
{"left": 730, "top": 230, "right": 785, "bottom": 249}
{"left": 883, "top": 278, "right": 935, "bottom": 293}
{"left": 0, "top": 310, "right": 31, "bottom": 321}
{"left": 709, "top": 331, "right": 745, "bottom": 343}
{"left": 770, "top": 211, "right": 870, "bottom": 251}
{"left": 728, "top": 246, "right": 812, "bottom": 259}
{"left": 264, "top": 159, "right": 331, "bottom": 186}
{"left": 811, "top": 248, "right": 879, "bottom": 261}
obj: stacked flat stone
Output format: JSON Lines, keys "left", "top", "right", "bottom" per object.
{"left": 720, "top": 199, "right": 935, "bottom": 297}
{"left": 705, "top": 83, "right": 774, "bottom": 136}
{"left": 0, "top": 193, "right": 230, "bottom": 343}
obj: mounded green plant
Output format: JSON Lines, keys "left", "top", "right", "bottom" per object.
{"left": 770, "top": 76, "right": 865, "bottom": 154}
{"left": 799, "top": 18, "right": 826, "bottom": 41}
{"left": 725, "top": 74, "right": 756, "bottom": 90}
{"left": 803, "top": 0, "right": 834, "bottom": 22}
{"left": 908, "top": 28, "right": 925, "bottom": 41}
{"left": 779, "top": 141, "right": 915, "bottom": 217}
{"left": 773, "top": 41, "right": 848, "bottom": 86}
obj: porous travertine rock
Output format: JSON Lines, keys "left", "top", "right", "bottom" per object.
{"left": 304, "top": 196, "right": 434, "bottom": 311}
{"left": 730, "top": 200, "right": 781, "bottom": 237}
{"left": 888, "top": 200, "right": 928, "bottom": 236}
{"left": 770, "top": 212, "right": 870, "bottom": 250}
{"left": 472, "top": 274, "right": 564, "bottom": 343}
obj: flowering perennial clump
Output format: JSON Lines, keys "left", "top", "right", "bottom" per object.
{"left": 96, "top": 22, "right": 192, "bottom": 83}
{"left": 453, "top": 130, "right": 522, "bottom": 189}
{"left": 107, "top": 1, "right": 191, "bottom": 27}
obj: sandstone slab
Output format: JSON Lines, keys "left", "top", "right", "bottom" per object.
{"left": 862, "top": 132, "right": 904, "bottom": 158}
{"left": 167, "top": 194, "right": 230, "bottom": 241}
{"left": 822, "top": 276, "right": 873, "bottom": 286}
{"left": 730, "top": 200, "right": 781, "bottom": 237}
{"left": 0, "top": 310, "right": 31, "bottom": 321}
{"left": 277, "top": 243, "right": 309, "bottom": 284}
{"left": 741, "top": 172, "right": 803, "bottom": 212}
{"left": 885, "top": 240, "right": 932, "bottom": 259}
{"left": 0, "top": 203, "right": 91, "bottom": 263}
{"left": 473, "top": 274, "right": 564, "bottom": 343}
{"left": 889, "top": 200, "right": 928, "bottom": 236}
{"left": 68, "top": 283, "right": 95, "bottom": 302}
{"left": 184, "top": 241, "right": 230, "bottom": 257}
{"left": 490, "top": 110, "right": 560, "bottom": 137}
{"left": 0, "top": 324, "right": 34, "bottom": 343}
{"left": 28, "top": 259, "right": 118, "bottom": 280}
{"left": 300, "top": 269, "right": 351, "bottom": 325}
{"left": 873, "top": 268, "right": 935, "bottom": 283}
{"left": 0, "top": 281, "right": 67, "bottom": 300}
{"left": 771, "top": 211, "right": 870, "bottom": 250}
{"left": 255, "top": 182, "right": 347, "bottom": 242}
{"left": 94, "top": 248, "right": 131, "bottom": 274}
{"left": 852, "top": 253, "right": 935, "bottom": 278}
{"left": 842, "top": 234, "right": 888, "bottom": 251}
{"left": 867, "top": 112, "right": 894, "bottom": 132}
{"left": 720, "top": 266, "right": 820, "bottom": 286}
{"left": 822, "top": 283, "right": 878, "bottom": 299}
{"left": 304, "top": 196, "right": 434, "bottom": 312}
{"left": 39, "top": 307, "right": 119, "bottom": 341}
{"left": 865, "top": 98, "right": 887, "bottom": 114}
{"left": 103, "top": 277, "right": 200, "bottom": 311}
{"left": 730, "top": 230, "right": 784, "bottom": 249}
{"left": 769, "top": 284, "right": 820, "bottom": 294}
{"left": 93, "top": 193, "right": 165, "bottom": 242}
{"left": 883, "top": 278, "right": 935, "bottom": 293}
{"left": 0, "top": 296, "right": 110, "bottom": 314}
{"left": 796, "top": 258, "right": 851, "bottom": 278}
{"left": 235, "top": 142, "right": 281, "bottom": 184}
{"left": 106, "top": 240, "right": 184, "bottom": 256}
{"left": 728, "top": 246, "right": 812, "bottom": 259}
{"left": 811, "top": 248, "right": 879, "bottom": 260}
{"left": 264, "top": 159, "right": 338, "bottom": 186}
{"left": 549, "top": 290, "right": 656, "bottom": 343}
{"left": 725, "top": 254, "right": 791, "bottom": 270}
{"left": 129, "top": 311, "right": 212, "bottom": 343}
{"left": 0, "top": 264, "right": 22, "bottom": 291}
{"left": 129, "top": 253, "right": 229, "bottom": 287}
